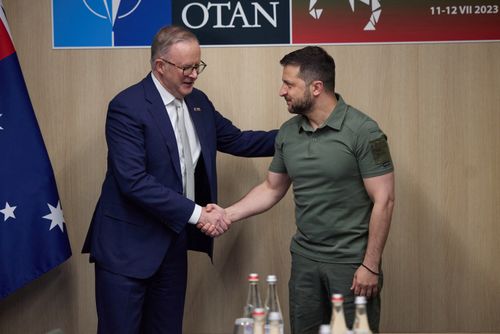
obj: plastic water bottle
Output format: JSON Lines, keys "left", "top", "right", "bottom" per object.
{"left": 353, "top": 296, "right": 372, "bottom": 334}
{"left": 330, "top": 294, "right": 348, "bottom": 334}
{"left": 264, "top": 275, "right": 283, "bottom": 334}
{"left": 243, "top": 273, "right": 263, "bottom": 318}
{"left": 253, "top": 307, "right": 266, "bottom": 334}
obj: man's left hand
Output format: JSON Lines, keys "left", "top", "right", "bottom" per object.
{"left": 350, "top": 264, "right": 380, "bottom": 298}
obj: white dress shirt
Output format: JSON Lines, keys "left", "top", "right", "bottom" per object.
{"left": 152, "top": 73, "right": 202, "bottom": 224}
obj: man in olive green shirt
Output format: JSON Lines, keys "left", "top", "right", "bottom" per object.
{"left": 208, "top": 46, "right": 395, "bottom": 334}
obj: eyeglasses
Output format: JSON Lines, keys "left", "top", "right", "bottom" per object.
{"left": 160, "top": 58, "right": 207, "bottom": 76}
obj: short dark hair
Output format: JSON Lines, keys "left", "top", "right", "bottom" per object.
{"left": 150, "top": 25, "right": 199, "bottom": 67}
{"left": 280, "top": 46, "right": 335, "bottom": 93}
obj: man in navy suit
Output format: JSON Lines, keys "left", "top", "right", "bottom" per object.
{"left": 82, "top": 25, "right": 277, "bottom": 334}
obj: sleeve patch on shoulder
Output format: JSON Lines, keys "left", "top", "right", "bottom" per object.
{"left": 370, "top": 136, "right": 392, "bottom": 165}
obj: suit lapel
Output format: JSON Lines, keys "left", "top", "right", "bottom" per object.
{"left": 184, "top": 96, "right": 213, "bottom": 181}
{"left": 142, "top": 74, "right": 182, "bottom": 182}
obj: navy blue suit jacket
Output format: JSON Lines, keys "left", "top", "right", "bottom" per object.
{"left": 82, "top": 74, "right": 277, "bottom": 279}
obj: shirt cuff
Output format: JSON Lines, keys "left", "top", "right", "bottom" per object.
{"left": 188, "top": 204, "right": 202, "bottom": 224}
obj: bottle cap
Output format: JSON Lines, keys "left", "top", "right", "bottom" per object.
{"left": 252, "top": 307, "right": 266, "bottom": 317}
{"left": 234, "top": 318, "right": 254, "bottom": 325}
{"left": 248, "top": 273, "right": 259, "bottom": 282}
{"left": 355, "top": 296, "right": 367, "bottom": 304}
{"left": 266, "top": 275, "right": 277, "bottom": 283}
{"left": 268, "top": 312, "right": 281, "bottom": 321}
{"left": 331, "top": 293, "right": 344, "bottom": 302}
{"left": 318, "top": 324, "right": 331, "bottom": 334}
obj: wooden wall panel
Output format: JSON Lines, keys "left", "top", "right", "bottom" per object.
{"left": 1, "top": 0, "right": 499, "bottom": 333}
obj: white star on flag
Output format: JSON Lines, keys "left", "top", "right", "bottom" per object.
{"left": 0, "top": 113, "right": 4, "bottom": 130}
{"left": 43, "top": 201, "right": 65, "bottom": 232}
{"left": 1, "top": 202, "right": 16, "bottom": 221}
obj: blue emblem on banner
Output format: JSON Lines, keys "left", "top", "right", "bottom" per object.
{"left": 53, "top": 0, "right": 172, "bottom": 47}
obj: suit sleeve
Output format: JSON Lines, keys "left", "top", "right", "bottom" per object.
{"left": 212, "top": 108, "right": 277, "bottom": 157}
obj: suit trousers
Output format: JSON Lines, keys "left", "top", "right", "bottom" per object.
{"left": 95, "top": 228, "right": 188, "bottom": 334}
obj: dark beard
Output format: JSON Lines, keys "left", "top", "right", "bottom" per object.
{"left": 288, "top": 92, "right": 313, "bottom": 115}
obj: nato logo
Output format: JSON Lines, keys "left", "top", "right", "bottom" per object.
{"left": 53, "top": 0, "right": 172, "bottom": 48}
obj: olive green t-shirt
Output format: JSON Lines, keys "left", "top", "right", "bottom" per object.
{"left": 269, "top": 94, "right": 393, "bottom": 263}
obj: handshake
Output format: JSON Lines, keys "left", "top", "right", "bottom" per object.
{"left": 196, "top": 204, "right": 232, "bottom": 237}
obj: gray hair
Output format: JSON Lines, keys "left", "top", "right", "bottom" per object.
{"left": 150, "top": 25, "right": 199, "bottom": 68}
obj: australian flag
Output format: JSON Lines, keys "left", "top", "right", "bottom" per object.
{"left": 0, "top": 2, "right": 71, "bottom": 299}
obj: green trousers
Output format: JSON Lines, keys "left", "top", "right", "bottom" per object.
{"left": 289, "top": 252, "right": 383, "bottom": 334}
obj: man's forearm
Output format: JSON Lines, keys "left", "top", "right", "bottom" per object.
{"left": 226, "top": 179, "right": 288, "bottom": 223}
{"left": 362, "top": 199, "right": 395, "bottom": 270}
